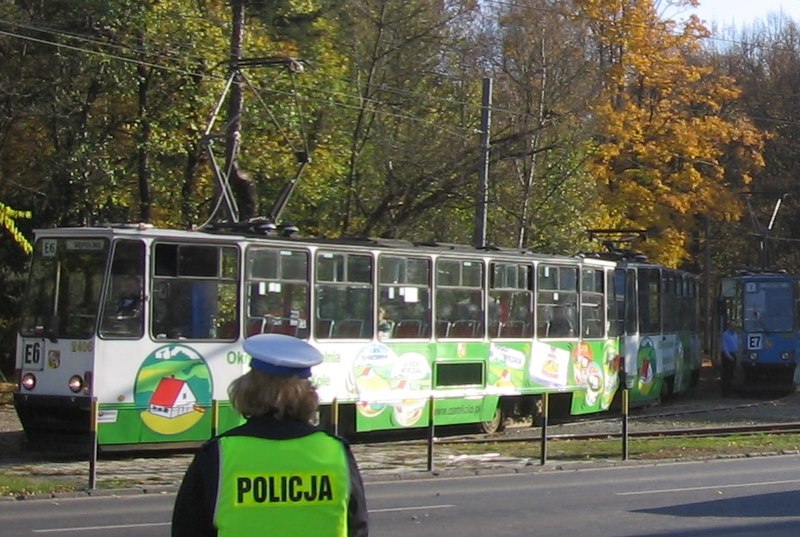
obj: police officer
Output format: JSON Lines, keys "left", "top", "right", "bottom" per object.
{"left": 172, "top": 333, "right": 369, "bottom": 537}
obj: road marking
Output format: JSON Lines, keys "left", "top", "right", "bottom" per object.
{"left": 33, "top": 522, "right": 169, "bottom": 533}
{"left": 617, "top": 479, "right": 800, "bottom": 496}
{"left": 371, "top": 504, "right": 454, "bottom": 513}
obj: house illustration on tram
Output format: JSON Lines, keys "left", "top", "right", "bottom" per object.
{"left": 149, "top": 376, "right": 197, "bottom": 418}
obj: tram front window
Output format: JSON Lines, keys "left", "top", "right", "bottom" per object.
{"left": 743, "top": 281, "right": 794, "bottom": 333}
{"left": 20, "top": 237, "right": 109, "bottom": 340}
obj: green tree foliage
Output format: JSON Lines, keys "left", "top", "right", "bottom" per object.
{"left": 304, "top": 0, "right": 487, "bottom": 241}
{"left": 0, "top": 0, "right": 232, "bottom": 228}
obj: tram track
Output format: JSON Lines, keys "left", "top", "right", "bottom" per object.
{"left": 434, "top": 390, "right": 800, "bottom": 445}
{"left": 436, "top": 421, "right": 800, "bottom": 445}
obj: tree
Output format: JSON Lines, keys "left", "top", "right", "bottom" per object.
{"left": 577, "top": 0, "right": 767, "bottom": 266}
{"left": 475, "top": 0, "right": 609, "bottom": 253}
{"left": 306, "top": 0, "right": 486, "bottom": 241}
{"left": 709, "top": 16, "right": 800, "bottom": 271}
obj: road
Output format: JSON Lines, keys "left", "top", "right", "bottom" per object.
{"left": 2, "top": 455, "right": 800, "bottom": 536}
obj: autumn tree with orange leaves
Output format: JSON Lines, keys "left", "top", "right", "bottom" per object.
{"left": 576, "top": 0, "right": 766, "bottom": 265}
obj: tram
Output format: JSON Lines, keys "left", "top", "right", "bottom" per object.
{"left": 713, "top": 271, "right": 800, "bottom": 392}
{"left": 13, "top": 223, "right": 701, "bottom": 448}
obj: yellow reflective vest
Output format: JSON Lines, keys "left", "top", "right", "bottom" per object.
{"left": 214, "top": 432, "right": 350, "bottom": 536}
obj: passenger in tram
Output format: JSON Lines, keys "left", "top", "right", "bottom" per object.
{"left": 172, "top": 334, "right": 369, "bottom": 537}
{"left": 377, "top": 306, "right": 394, "bottom": 340}
{"left": 548, "top": 305, "right": 574, "bottom": 337}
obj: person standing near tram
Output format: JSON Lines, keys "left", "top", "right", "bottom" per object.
{"left": 172, "top": 333, "right": 369, "bottom": 537}
{"left": 720, "top": 322, "right": 739, "bottom": 397}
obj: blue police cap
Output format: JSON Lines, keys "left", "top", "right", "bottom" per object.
{"left": 243, "top": 333, "right": 323, "bottom": 378}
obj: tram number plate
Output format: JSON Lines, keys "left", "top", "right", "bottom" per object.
{"left": 746, "top": 334, "right": 763, "bottom": 351}
{"left": 23, "top": 341, "right": 44, "bottom": 371}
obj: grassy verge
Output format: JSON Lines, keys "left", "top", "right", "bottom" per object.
{"left": 447, "top": 433, "right": 800, "bottom": 461}
{"left": 0, "top": 472, "right": 141, "bottom": 498}
{"left": 0, "top": 475, "right": 87, "bottom": 498}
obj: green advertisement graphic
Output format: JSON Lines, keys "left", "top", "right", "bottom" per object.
{"left": 637, "top": 337, "right": 657, "bottom": 396}
{"left": 350, "top": 343, "right": 432, "bottom": 429}
{"left": 133, "top": 344, "right": 213, "bottom": 436}
{"left": 487, "top": 344, "right": 527, "bottom": 388}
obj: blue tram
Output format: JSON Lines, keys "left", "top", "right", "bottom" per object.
{"left": 714, "top": 271, "right": 800, "bottom": 392}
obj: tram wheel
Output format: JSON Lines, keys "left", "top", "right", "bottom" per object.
{"left": 480, "top": 405, "right": 506, "bottom": 434}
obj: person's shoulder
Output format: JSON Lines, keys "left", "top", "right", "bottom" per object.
{"left": 313, "top": 428, "right": 352, "bottom": 449}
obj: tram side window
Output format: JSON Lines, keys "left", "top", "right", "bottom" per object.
{"left": 537, "top": 264, "right": 578, "bottom": 338}
{"left": 581, "top": 268, "right": 605, "bottom": 338}
{"left": 378, "top": 256, "right": 431, "bottom": 339}
{"left": 608, "top": 269, "right": 624, "bottom": 337}
{"left": 638, "top": 268, "right": 661, "bottom": 334}
{"left": 100, "top": 240, "right": 146, "bottom": 338}
{"left": 679, "top": 276, "right": 695, "bottom": 332}
{"left": 436, "top": 258, "right": 484, "bottom": 338}
{"left": 624, "top": 269, "right": 638, "bottom": 334}
{"left": 246, "top": 247, "right": 309, "bottom": 338}
{"left": 489, "top": 262, "right": 533, "bottom": 338}
{"left": 662, "top": 272, "right": 679, "bottom": 333}
{"left": 315, "top": 252, "right": 373, "bottom": 339}
{"left": 151, "top": 244, "right": 239, "bottom": 340}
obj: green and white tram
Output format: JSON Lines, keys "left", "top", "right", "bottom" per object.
{"left": 13, "top": 224, "right": 701, "bottom": 447}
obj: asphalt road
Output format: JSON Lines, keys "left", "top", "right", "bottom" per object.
{"left": 2, "top": 455, "right": 800, "bottom": 536}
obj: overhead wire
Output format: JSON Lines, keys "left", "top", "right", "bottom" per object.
{"left": 1, "top": 3, "right": 800, "bottom": 140}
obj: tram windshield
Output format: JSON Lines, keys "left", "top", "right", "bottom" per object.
{"left": 743, "top": 281, "right": 794, "bottom": 333}
{"left": 20, "top": 237, "right": 109, "bottom": 340}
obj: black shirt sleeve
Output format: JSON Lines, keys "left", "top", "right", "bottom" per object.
{"left": 345, "top": 445, "right": 369, "bottom": 537}
{"left": 171, "top": 441, "right": 219, "bottom": 537}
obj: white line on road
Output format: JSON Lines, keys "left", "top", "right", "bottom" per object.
{"left": 371, "top": 504, "right": 454, "bottom": 513}
{"left": 30, "top": 505, "right": 455, "bottom": 532}
{"left": 32, "top": 522, "right": 169, "bottom": 533}
{"left": 616, "top": 479, "right": 800, "bottom": 496}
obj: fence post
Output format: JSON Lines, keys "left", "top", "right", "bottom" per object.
{"left": 333, "top": 398, "right": 339, "bottom": 437}
{"left": 539, "top": 393, "right": 549, "bottom": 466}
{"left": 211, "top": 399, "right": 219, "bottom": 436}
{"left": 426, "top": 395, "right": 436, "bottom": 472}
{"left": 621, "top": 389, "right": 629, "bottom": 461}
{"left": 88, "top": 397, "right": 98, "bottom": 490}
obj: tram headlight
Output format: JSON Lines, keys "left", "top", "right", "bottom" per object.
{"left": 781, "top": 351, "right": 793, "bottom": 361}
{"left": 749, "top": 352, "right": 758, "bottom": 361}
{"left": 21, "top": 373, "right": 36, "bottom": 390}
{"left": 68, "top": 375, "right": 84, "bottom": 393}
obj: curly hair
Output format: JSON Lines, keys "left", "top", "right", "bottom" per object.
{"left": 228, "top": 369, "right": 319, "bottom": 421}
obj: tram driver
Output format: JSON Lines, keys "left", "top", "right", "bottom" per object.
{"left": 101, "top": 274, "right": 143, "bottom": 336}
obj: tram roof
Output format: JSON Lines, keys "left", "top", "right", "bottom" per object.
{"left": 33, "top": 224, "right": 631, "bottom": 267}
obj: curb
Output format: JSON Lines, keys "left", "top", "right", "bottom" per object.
{"left": 5, "top": 450, "right": 800, "bottom": 501}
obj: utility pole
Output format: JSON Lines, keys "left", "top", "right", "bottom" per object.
{"left": 473, "top": 77, "right": 492, "bottom": 249}
{"left": 222, "top": 0, "right": 257, "bottom": 222}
